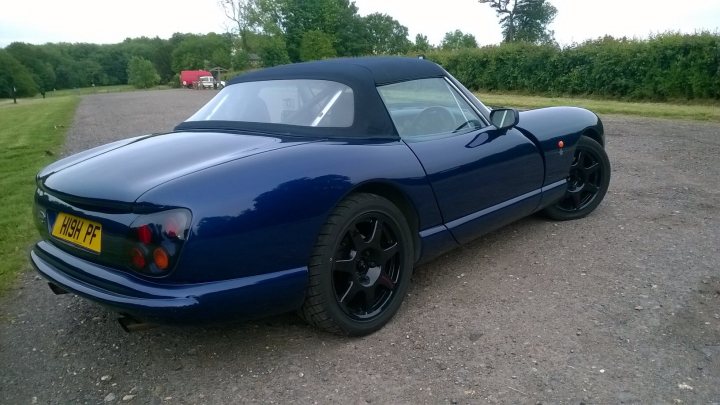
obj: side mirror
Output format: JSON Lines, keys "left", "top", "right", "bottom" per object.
{"left": 489, "top": 108, "right": 519, "bottom": 130}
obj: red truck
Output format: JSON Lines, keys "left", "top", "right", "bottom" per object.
{"left": 180, "top": 70, "right": 212, "bottom": 88}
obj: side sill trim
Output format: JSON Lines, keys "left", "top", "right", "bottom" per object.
{"left": 445, "top": 188, "right": 542, "bottom": 231}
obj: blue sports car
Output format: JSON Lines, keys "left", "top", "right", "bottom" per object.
{"left": 31, "top": 57, "right": 610, "bottom": 335}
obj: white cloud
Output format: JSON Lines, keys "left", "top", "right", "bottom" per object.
{"left": 550, "top": 0, "right": 720, "bottom": 45}
{"left": 2, "top": 0, "right": 228, "bottom": 46}
{"left": 1, "top": 0, "right": 718, "bottom": 48}
{"left": 354, "top": 0, "right": 503, "bottom": 46}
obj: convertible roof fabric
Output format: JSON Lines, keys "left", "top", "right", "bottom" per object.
{"left": 228, "top": 57, "right": 446, "bottom": 87}
{"left": 177, "top": 57, "right": 450, "bottom": 138}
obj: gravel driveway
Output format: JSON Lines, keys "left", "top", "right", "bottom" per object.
{"left": 1, "top": 89, "right": 718, "bottom": 404}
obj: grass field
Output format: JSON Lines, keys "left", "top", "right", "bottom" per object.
{"left": 477, "top": 92, "right": 720, "bottom": 122}
{"left": 0, "top": 85, "right": 172, "bottom": 106}
{"left": 44, "top": 84, "right": 172, "bottom": 98}
{"left": 0, "top": 96, "right": 79, "bottom": 291}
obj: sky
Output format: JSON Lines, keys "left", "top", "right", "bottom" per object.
{"left": 1, "top": 0, "right": 719, "bottom": 48}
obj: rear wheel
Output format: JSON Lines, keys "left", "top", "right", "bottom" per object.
{"left": 300, "top": 193, "right": 414, "bottom": 336}
{"left": 543, "top": 136, "right": 611, "bottom": 220}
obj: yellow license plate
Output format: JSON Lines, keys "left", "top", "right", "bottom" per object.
{"left": 51, "top": 212, "right": 102, "bottom": 253}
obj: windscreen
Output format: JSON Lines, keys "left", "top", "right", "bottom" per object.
{"left": 186, "top": 79, "right": 354, "bottom": 128}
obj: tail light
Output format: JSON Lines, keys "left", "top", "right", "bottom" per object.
{"left": 127, "top": 209, "right": 191, "bottom": 275}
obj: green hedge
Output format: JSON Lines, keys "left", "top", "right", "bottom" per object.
{"left": 427, "top": 33, "right": 720, "bottom": 101}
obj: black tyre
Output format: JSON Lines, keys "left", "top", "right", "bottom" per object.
{"left": 300, "top": 193, "right": 414, "bottom": 336}
{"left": 543, "top": 136, "right": 611, "bottom": 220}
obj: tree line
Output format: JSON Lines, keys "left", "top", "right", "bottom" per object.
{"left": 1, "top": 0, "right": 563, "bottom": 97}
{"left": 1, "top": 0, "right": 717, "bottom": 101}
{"left": 0, "top": 24, "right": 430, "bottom": 98}
{"left": 0, "top": 1, "right": 438, "bottom": 97}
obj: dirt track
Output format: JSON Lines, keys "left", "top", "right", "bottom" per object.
{"left": 1, "top": 89, "right": 718, "bottom": 404}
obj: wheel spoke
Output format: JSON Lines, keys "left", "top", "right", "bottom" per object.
{"left": 363, "top": 286, "right": 377, "bottom": 309}
{"left": 573, "top": 151, "right": 583, "bottom": 167}
{"left": 338, "top": 281, "right": 360, "bottom": 304}
{"left": 585, "top": 183, "right": 600, "bottom": 194}
{"left": 570, "top": 189, "right": 582, "bottom": 209}
{"left": 365, "top": 219, "right": 383, "bottom": 249}
{"left": 334, "top": 258, "right": 356, "bottom": 275}
{"left": 584, "top": 161, "right": 600, "bottom": 175}
{"left": 379, "top": 241, "right": 398, "bottom": 263}
{"left": 350, "top": 227, "right": 366, "bottom": 249}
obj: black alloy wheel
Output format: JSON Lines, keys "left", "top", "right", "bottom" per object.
{"left": 544, "top": 136, "right": 611, "bottom": 220}
{"left": 332, "top": 212, "right": 402, "bottom": 320}
{"left": 301, "top": 193, "right": 414, "bottom": 336}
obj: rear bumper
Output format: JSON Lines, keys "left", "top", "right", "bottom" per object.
{"left": 30, "top": 241, "right": 307, "bottom": 323}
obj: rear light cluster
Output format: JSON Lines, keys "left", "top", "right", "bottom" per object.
{"left": 127, "top": 209, "right": 191, "bottom": 275}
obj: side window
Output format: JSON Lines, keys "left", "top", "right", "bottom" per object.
{"left": 377, "top": 78, "right": 484, "bottom": 138}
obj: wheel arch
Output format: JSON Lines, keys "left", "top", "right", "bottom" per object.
{"left": 350, "top": 181, "right": 422, "bottom": 263}
{"left": 582, "top": 127, "right": 604, "bottom": 147}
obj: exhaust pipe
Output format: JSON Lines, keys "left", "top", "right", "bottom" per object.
{"left": 48, "top": 282, "right": 69, "bottom": 295}
{"left": 118, "top": 316, "right": 156, "bottom": 333}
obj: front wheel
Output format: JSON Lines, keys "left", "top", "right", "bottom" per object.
{"left": 300, "top": 193, "right": 414, "bottom": 336}
{"left": 543, "top": 136, "right": 611, "bottom": 220}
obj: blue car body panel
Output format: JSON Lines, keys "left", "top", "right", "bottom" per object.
{"left": 30, "top": 57, "right": 605, "bottom": 323}
{"left": 135, "top": 137, "right": 442, "bottom": 283}
{"left": 39, "top": 131, "right": 318, "bottom": 205}
{"left": 405, "top": 126, "right": 544, "bottom": 244}
{"left": 516, "top": 106, "right": 604, "bottom": 185}
{"left": 32, "top": 241, "right": 307, "bottom": 321}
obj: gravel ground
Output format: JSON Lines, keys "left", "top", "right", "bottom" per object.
{"left": 1, "top": 89, "right": 718, "bottom": 404}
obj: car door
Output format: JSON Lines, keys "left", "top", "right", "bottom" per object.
{"left": 378, "top": 78, "right": 544, "bottom": 244}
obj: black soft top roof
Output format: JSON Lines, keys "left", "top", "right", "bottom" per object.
{"left": 228, "top": 57, "right": 447, "bottom": 87}
{"left": 178, "top": 57, "right": 450, "bottom": 138}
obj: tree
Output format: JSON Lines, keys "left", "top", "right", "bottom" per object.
{"left": 219, "top": 0, "right": 261, "bottom": 51}
{"left": 251, "top": 0, "right": 285, "bottom": 36}
{"left": 79, "top": 59, "right": 104, "bottom": 86}
{"left": 279, "top": 0, "right": 368, "bottom": 61}
{"left": 171, "top": 33, "right": 232, "bottom": 72}
{"left": 35, "top": 63, "right": 56, "bottom": 96}
{"left": 127, "top": 56, "right": 159, "bottom": 88}
{"left": 362, "top": 13, "right": 411, "bottom": 55}
{"left": 441, "top": 30, "right": 478, "bottom": 50}
{"left": 119, "top": 36, "right": 175, "bottom": 83}
{"left": 0, "top": 50, "right": 38, "bottom": 98}
{"left": 39, "top": 43, "right": 101, "bottom": 88}
{"left": 478, "top": 0, "right": 557, "bottom": 44}
{"left": 299, "top": 31, "right": 336, "bottom": 61}
{"left": 54, "top": 62, "right": 82, "bottom": 89}
{"left": 413, "top": 34, "right": 432, "bottom": 53}
{"left": 255, "top": 35, "right": 290, "bottom": 66}
{"left": 94, "top": 47, "right": 129, "bottom": 85}
{"left": 5, "top": 43, "right": 56, "bottom": 94}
